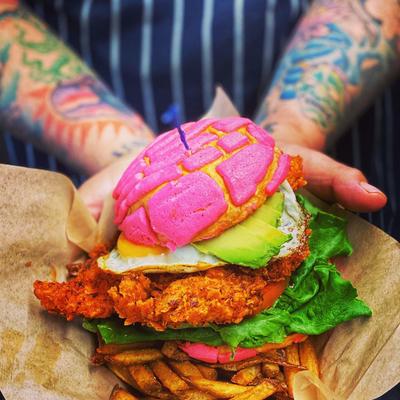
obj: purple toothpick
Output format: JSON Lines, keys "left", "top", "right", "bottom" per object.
{"left": 161, "top": 104, "right": 190, "bottom": 151}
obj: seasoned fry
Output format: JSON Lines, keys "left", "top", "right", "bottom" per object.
{"left": 275, "top": 371, "right": 286, "bottom": 383}
{"left": 283, "top": 344, "right": 301, "bottom": 397}
{"left": 261, "top": 363, "right": 280, "bottom": 378}
{"left": 98, "top": 342, "right": 156, "bottom": 355}
{"left": 231, "top": 365, "right": 261, "bottom": 385}
{"left": 179, "top": 390, "right": 216, "bottom": 400}
{"left": 151, "top": 360, "right": 190, "bottom": 394}
{"left": 196, "top": 364, "right": 218, "bottom": 380}
{"left": 186, "top": 376, "right": 249, "bottom": 398}
{"left": 105, "top": 348, "right": 163, "bottom": 366}
{"left": 169, "top": 360, "right": 203, "bottom": 378}
{"left": 107, "top": 363, "right": 137, "bottom": 388}
{"left": 212, "top": 355, "right": 275, "bottom": 371}
{"left": 229, "top": 380, "right": 277, "bottom": 400}
{"left": 161, "top": 341, "right": 189, "bottom": 361}
{"left": 299, "top": 339, "right": 320, "bottom": 377}
{"left": 128, "top": 364, "right": 165, "bottom": 397}
{"left": 109, "top": 384, "right": 139, "bottom": 400}
{"left": 103, "top": 335, "right": 319, "bottom": 400}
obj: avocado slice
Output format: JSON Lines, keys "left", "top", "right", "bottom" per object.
{"left": 247, "top": 191, "right": 284, "bottom": 227}
{"left": 244, "top": 192, "right": 285, "bottom": 229}
{"left": 193, "top": 192, "right": 291, "bottom": 268}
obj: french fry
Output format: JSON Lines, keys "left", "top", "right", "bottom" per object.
{"left": 179, "top": 389, "right": 216, "bottom": 400}
{"left": 109, "top": 384, "right": 139, "bottom": 400}
{"left": 283, "top": 344, "right": 301, "bottom": 397}
{"left": 229, "top": 380, "right": 277, "bottom": 400}
{"left": 196, "top": 364, "right": 218, "bottom": 380}
{"left": 186, "top": 376, "right": 249, "bottom": 398}
{"left": 151, "top": 360, "right": 190, "bottom": 394}
{"left": 107, "top": 363, "right": 137, "bottom": 388}
{"left": 275, "top": 371, "right": 286, "bottom": 383}
{"left": 214, "top": 355, "right": 272, "bottom": 371}
{"left": 168, "top": 360, "right": 203, "bottom": 378}
{"left": 299, "top": 339, "right": 320, "bottom": 377}
{"left": 105, "top": 348, "right": 163, "bottom": 366}
{"left": 98, "top": 342, "right": 156, "bottom": 355}
{"left": 128, "top": 364, "right": 165, "bottom": 397}
{"left": 231, "top": 365, "right": 261, "bottom": 385}
{"left": 261, "top": 363, "right": 280, "bottom": 378}
{"left": 161, "top": 341, "right": 189, "bottom": 361}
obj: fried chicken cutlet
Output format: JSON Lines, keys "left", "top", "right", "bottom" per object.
{"left": 34, "top": 243, "right": 309, "bottom": 330}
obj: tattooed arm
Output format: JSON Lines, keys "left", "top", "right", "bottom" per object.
{"left": 0, "top": 1, "right": 153, "bottom": 174}
{"left": 259, "top": 0, "right": 400, "bottom": 151}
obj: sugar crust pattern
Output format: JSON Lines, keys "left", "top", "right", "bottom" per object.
{"left": 113, "top": 117, "right": 291, "bottom": 250}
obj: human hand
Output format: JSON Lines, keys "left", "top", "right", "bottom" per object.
{"left": 279, "top": 141, "right": 387, "bottom": 212}
{"left": 78, "top": 154, "right": 137, "bottom": 220}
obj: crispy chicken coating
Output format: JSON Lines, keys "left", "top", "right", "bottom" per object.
{"left": 34, "top": 246, "right": 120, "bottom": 320}
{"left": 109, "top": 268, "right": 270, "bottom": 330}
{"left": 287, "top": 155, "right": 307, "bottom": 191}
{"left": 34, "top": 243, "right": 309, "bottom": 329}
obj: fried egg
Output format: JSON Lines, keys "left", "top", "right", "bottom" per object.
{"left": 98, "top": 181, "right": 306, "bottom": 274}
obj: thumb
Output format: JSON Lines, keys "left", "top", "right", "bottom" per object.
{"left": 281, "top": 143, "right": 387, "bottom": 212}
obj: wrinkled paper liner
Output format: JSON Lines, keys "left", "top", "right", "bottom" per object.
{"left": 1, "top": 88, "right": 399, "bottom": 399}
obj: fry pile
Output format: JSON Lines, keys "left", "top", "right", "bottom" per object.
{"left": 93, "top": 338, "right": 319, "bottom": 400}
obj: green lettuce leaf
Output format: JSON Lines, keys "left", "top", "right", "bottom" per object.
{"left": 85, "top": 318, "right": 223, "bottom": 346}
{"left": 84, "top": 195, "right": 371, "bottom": 347}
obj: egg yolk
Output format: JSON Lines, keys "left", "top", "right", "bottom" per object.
{"left": 117, "top": 233, "right": 168, "bottom": 257}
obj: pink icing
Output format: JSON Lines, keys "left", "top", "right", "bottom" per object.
{"left": 247, "top": 124, "right": 275, "bottom": 148}
{"left": 144, "top": 119, "right": 215, "bottom": 162}
{"left": 147, "top": 172, "right": 227, "bottom": 250}
{"left": 114, "top": 165, "right": 181, "bottom": 225}
{"left": 145, "top": 139, "right": 185, "bottom": 166}
{"left": 265, "top": 154, "right": 291, "bottom": 195}
{"left": 144, "top": 128, "right": 182, "bottom": 159}
{"left": 125, "top": 165, "right": 182, "bottom": 207}
{"left": 182, "top": 147, "right": 222, "bottom": 171}
{"left": 187, "top": 132, "right": 218, "bottom": 152}
{"left": 113, "top": 157, "right": 146, "bottom": 200}
{"left": 179, "top": 342, "right": 257, "bottom": 364}
{"left": 143, "top": 149, "right": 185, "bottom": 176}
{"left": 114, "top": 198, "right": 131, "bottom": 226}
{"left": 212, "top": 117, "right": 251, "bottom": 132}
{"left": 217, "top": 131, "right": 249, "bottom": 153}
{"left": 216, "top": 144, "right": 274, "bottom": 206}
{"left": 114, "top": 172, "right": 144, "bottom": 224}
{"left": 184, "top": 118, "right": 218, "bottom": 138}
{"left": 119, "top": 206, "right": 158, "bottom": 246}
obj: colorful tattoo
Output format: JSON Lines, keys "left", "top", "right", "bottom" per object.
{"left": 263, "top": 0, "right": 400, "bottom": 138}
{"left": 0, "top": 5, "right": 153, "bottom": 173}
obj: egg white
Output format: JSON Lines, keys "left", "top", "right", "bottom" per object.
{"left": 97, "top": 245, "right": 226, "bottom": 274}
{"left": 98, "top": 180, "right": 306, "bottom": 274}
{"left": 273, "top": 180, "right": 306, "bottom": 259}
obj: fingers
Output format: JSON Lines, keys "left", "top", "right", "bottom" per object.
{"left": 79, "top": 156, "right": 133, "bottom": 220}
{"left": 280, "top": 143, "right": 387, "bottom": 212}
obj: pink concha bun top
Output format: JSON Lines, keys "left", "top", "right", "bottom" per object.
{"left": 113, "top": 117, "right": 291, "bottom": 250}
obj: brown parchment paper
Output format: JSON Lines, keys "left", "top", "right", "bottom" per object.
{"left": 0, "top": 165, "right": 119, "bottom": 400}
{"left": 1, "top": 90, "right": 399, "bottom": 399}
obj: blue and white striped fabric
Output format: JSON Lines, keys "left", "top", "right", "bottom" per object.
{"left": 2, "top": 1, "right": 399, "bottom": 248}
{"left": 1, "top": 2, "right": 399, "bottom": 398}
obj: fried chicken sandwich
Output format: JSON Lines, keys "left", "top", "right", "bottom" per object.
{"left": 34, "top": 117, "right": 371, "bottom": 388}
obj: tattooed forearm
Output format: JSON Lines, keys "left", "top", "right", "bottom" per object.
{"left": 259, "top": 0, "right": 400, "bottom": 149}
{"left": 0, "top": 1, "right": 153, "bottom": 174}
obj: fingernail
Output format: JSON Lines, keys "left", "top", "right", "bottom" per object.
{"left": 359, "top": 181, "right": 383, "bottom": 194}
